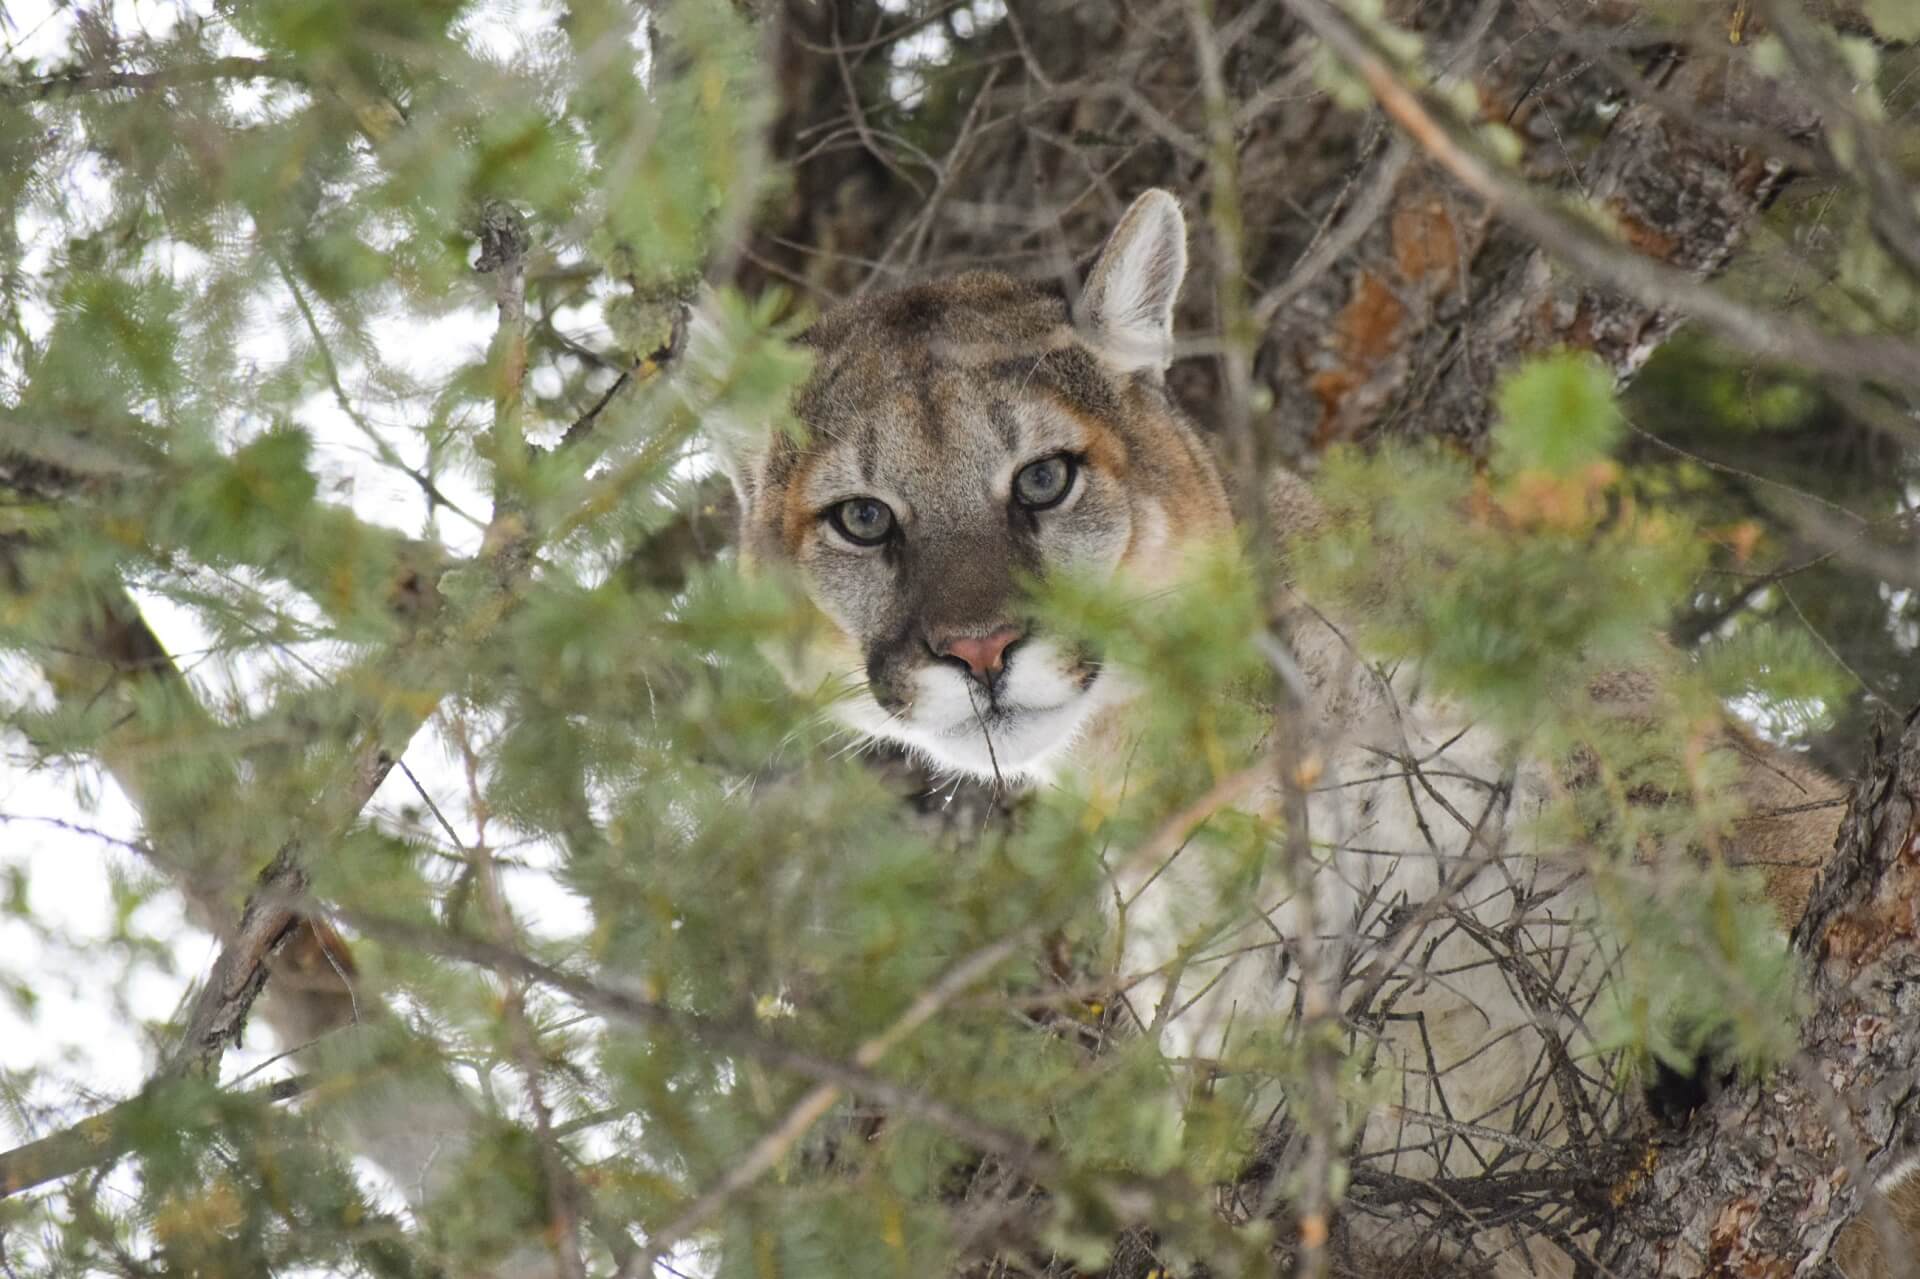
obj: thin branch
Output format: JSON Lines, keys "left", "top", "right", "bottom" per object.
{"left": 1252, "top": 135, "right": 1412, "bottom": 329}
{"left": 622, "top": 932, "right": 1034, "bottom": 1273}
{"left": 0, "top": 56, "right": 298, "bottom": 104}
{"left": 0, "top": 1077, "right": 306, "bottom": 1200}
{"left": 556, "top": 303, "right": 687, "bottom": 453}
{"left": 278, "top": 260, "right": 484, "bottom": 530}
{"left": 452, "top": 712, "right": 588, "bottom": 1279}
{"left": 477, "top": 201, "right": 532, "bottom": 494}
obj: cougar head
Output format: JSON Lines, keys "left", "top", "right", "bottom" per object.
{"left": 700, "top": 191, "right": 1233, "bottom": 781}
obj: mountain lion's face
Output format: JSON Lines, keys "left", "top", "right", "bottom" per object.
{"left": 701, "top": 192, "right": 1231, "bottom": 781}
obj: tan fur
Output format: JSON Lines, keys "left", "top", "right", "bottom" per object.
{"left": 704, "top": 190, "right": 1897, "bottom": 1275}
{"left": 1726, "top": 727, "right": 1841, "bottom": 926}
{"left": 1836, "top": 1158, "right": 1920, "bottom": 1279}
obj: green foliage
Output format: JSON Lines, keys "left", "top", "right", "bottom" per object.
{"left": 1297, "top": 439, "right": 1698, "bottom": 730}
{"left": 1867, "top": 0, "right": 1920, "bottom": 41}
{"left": 1491, "top": 351, "right": 1623, "bottom": 477}
{"left": 1591, "top": 859, "right": 1805, "bottom": 1078}
{"left": 1696, "top": 624, "right": 1847, "bottom": 741}
{"left": 1626, "top": 320, "right": 1917, "bottom": 766}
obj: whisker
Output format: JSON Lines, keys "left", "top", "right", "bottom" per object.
{"left": 963, "top": 681, "right": 1007, "bottom": 796}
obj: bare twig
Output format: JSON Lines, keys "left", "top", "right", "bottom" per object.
{"left": 1252, "top": 136, "right": 1412, "bottom": 328}
{"left": 556, "top": 304, "right": 688, "bottom": 452}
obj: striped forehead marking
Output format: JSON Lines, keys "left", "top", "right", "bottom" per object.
{"left": 988, "top": 400, "right": 1019, "bottom": 451}
{"left": 857, "top": 419, "right": 879, "bottom": 485}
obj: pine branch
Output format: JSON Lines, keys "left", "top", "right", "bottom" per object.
{"left": 0, "top": 56, "right": 299, "bottom": 104}
{"left": 0, "top": 1077, "right": 307, "bottom": 1200}
{"left": 334, "top": 905, "right": 1047, "bottom": 1171}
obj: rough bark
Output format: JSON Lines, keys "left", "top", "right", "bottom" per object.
{"left": 1601, "top": 705, "right": 1920, "bottom": 1277}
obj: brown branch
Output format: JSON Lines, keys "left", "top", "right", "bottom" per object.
{"left": 159, "top": 733, "right": 399, "bottom": 1080}
{"left": 161, "top": 849, "right": 320, "bottom": 1078}
{"left": 0, "top": 1077, "right": 307, "bottom": 1200}
{"left": 478, "top": 200, "right": 533, "bottom": 525}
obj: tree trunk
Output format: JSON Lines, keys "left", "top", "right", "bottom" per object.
{"left": 1602, "top": 705, "right": 1920, "bottom": 1277}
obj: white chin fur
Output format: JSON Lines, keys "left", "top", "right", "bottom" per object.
{"left": 832, "top": 637, "right": 1130, "bottom": 783}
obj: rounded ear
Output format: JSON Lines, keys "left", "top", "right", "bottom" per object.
{"left": 1078, "top": 189, "right": 1188, "bottom": 374}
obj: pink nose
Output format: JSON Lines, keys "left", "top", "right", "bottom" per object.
{"left": 938, "top": 627, "right": 1022, "bottom": 681}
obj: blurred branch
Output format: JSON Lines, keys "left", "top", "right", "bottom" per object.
{"left": 1185, "top": 0, "right": 1336, "bottom": 1264}
{"left": 1759, "top": 0, "right": 1920, "bottom": 281}
{"left": 1187, "top": 0, "right": 1260, "bottom": 506}
{"left": 1785, "top": 500, "right": 1920, "bottom": 591}
{"left": 0, "top": 55, "right": 299, "bottom": 104}
{"left": 1, "top": 425, "right": 453, "bottom": 627}
{"left": 338, "top": 906, "right": 1048, "bottom": 1170}
{"left": 0, "top": 1077, "right": 307, "bottom": 1200}
{"left": 1514, "top": 0, "right": 1831, "bottom": 175}
{"left": 477, "top": 200, "right": 533, "bottom": 526}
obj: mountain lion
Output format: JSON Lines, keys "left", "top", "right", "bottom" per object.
{"left": 696, "top": 190, "right": 1901, "bottom": 1275}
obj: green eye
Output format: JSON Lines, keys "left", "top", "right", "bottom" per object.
{"left": 1013, "top": 453, "right": 1076, "bottom": 510}
{"left": 828, "top": 496, "right": 896, "bottom": 546}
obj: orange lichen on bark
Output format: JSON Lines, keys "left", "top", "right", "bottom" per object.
{"left": 1609, "top": 199, "right": 1681, "bottom": 259}
{"left": 1331, "top": 272, "right": 1408, "bottom": 363}
{"left": 1392, "top": 199, "right": 1461, "bottom": 286}
{"left": 1819, "top": 825, "right": 1920, "bottom": 968}
{"left": 1708, "top": 1197, "right": 1794, "bottom": 1279}
{"left": 1308, "top": 269, "right": 1408, "bottom": 444}
{"left": 1307, "top": 368, "right": 1361, "bottom": 446}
